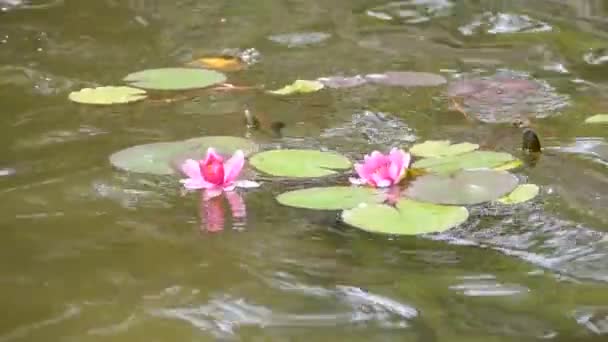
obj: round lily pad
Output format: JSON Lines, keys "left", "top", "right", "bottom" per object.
{"left": 276, "top": 186, "right": 385, "bottom": 210}
{"left": 413, "top": 151, "right": 516, "bottom": 174}
{"left": 406, "top": 169, "right": 519, "bottom": 205}
{"left": 109, "top": 136, "right": 257, "bottom": 175}
{"left": 68, "top": 86, "right": 147, "bottom": 105}
{"left": 342, "top": 199, "right": 469, "bottom": 235}
{"left": 123, "top": 68, "right": 226, "bottom": 90}
{"left": 365, "top": 71, "right": 447, "bottom": 87}
{"left": 410, "top": 140, "right": 479, "bottom": 158}
{"left": 498, "top": 184, "right": 540, "bottom": 204}
{"left": 585, "top": 114, "right": 608, "bottom": 124}
{"left": 250, "top": 149, "right": 351, "bottom": 178}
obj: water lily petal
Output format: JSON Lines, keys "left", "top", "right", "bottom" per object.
{"left": 203, "top": 147, "right": 224, "bottom": 164}
{"left": 234, "top": 180, "right": 261, "bottom": 188}
{"left": 181, "top": 159, "right": 203, "bottom": 179}
{"left": 371, "top": 173, "right": 392, "bottom": 188}
{"left": 223, "top": 150, "right": 245, "bottom": 184}
{"left": 388, "top": 148, "right": 409, "bottom": 181}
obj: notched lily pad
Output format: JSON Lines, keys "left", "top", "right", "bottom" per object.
{"left": 365, "top": 71, "right": 447, "bottom": 87}
{"left": 250, "top": 149, "right": 351, "bottom": 178}
{"left": 269, "top": 80, "right": 324, "bottom": 95}
{"left": 342, "top": 199, "right": 469, "bottom": 235}
{"left": 413, "top": 150, "right": 516, "bottom": 174}
{"left": 498, "top": 184, "right": 540, "bottom": 204}
{"left": 410, "top": 140, "right": 479, "bottom": 158}
{"left": 585, "top": 114, "right": 608, "bottom": 124}
{"left": 406, "top": 169, "right": 519, "bottom": 205}
{"left": 68, "top": 86, "right": 147, "bottom": 105}
{"left": 123, "top": 68, "right": 226, "bottom": 90}
{"left": 110, "top": 136, "right": 257, "bottom": 175}
{"left": 276, "top": 186, "right": 384, "bottom": 210}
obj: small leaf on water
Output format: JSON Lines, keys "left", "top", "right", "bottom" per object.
{"left": 413, "top": 151, "right": 516, "bottom": 174}
{"left": 342, "top": 199, "right": 469, "bottom": 235}
{"left": 365, "top": 71, "right": 447, "bottom": 87}
{"left": 250, "top": 149, "right": 351, "bottom": 178}
{"left": 268, "top": 80, "right": 324, "bottom": 95}
{"left": 410, "top": 140, "right": 479, "bottom": 158}
{"left": 585, "top": 114, "right": 608, "bottom": 124}
{"left": 189, "top": 56, "right": 244, "bottom": 71}
{"left": 123, "top": 68, "right": 226, "bottom": 90}
{"left": 277, "top": 186, "right": 385, "bottom": 210}
{"left": 109, "top": 136, "right": 257, "bottom": 175}
{"left": 405, "top": 169, "right": 519, "bottom": 205}
{"left": 68, "top": 86, "right": 147, "bottom": 105}
{"left": 498, "top": 184, "right": 540, "bottom": 204}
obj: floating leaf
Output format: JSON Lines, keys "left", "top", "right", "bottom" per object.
{"left": 365, "top": 71, "right": 447, "bottom": 87}
{"left": 268, "top": 32, "right": 331, "bottom": 47}
{"left": 250, "top": 149, "right": 351, "bottom": 178}
{"left": 494, "top": 159, "right": 523, "bottom": 171}
{"left": 413, "top": 151, "right": 516, "bottom": 174}
{"left": 342, "top": 199, "right": 469, "bottom": 235}
{"left": 276, "top": 186, "right": 384, "bottom": 210}
{"left": 410, "top": 140, "right": 479, "bottom": 158}
{"left": 110, "top": 136, "right": 257, "bottom": 175}
{"left": 190, "top": 56, "right": 244, "bottom": 71}
{"left": 123, "top": 68, "right": 226, "bottom": 90}
{"left": 317, "top": 75, "right": 368, "bottom": 89}
{"left": 406, "top": 169, "right": 519, "bottom": 205}
{"left": 68, "top": 86, "right": 147, "bottom": 105}
{"left": 269, "top": 80, "right": 324, "bottom": 95}
{"left": 585, "top": 114, "right": 608, "bottom": 124}
{"left": 498, "top": 184, "right": 540, "bottom": 204}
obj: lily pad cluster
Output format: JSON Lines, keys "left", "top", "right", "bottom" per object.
{"left": 69, "top": 67, "right": 227, "bottom": 105}
{"left": 246, "top": 140, "right": 538, "bottom": 235}
{"left": 108, "top": 135, "right": 539, "bottom": 236}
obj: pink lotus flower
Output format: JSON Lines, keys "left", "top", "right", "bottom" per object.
{"left": 180, "top": 148, "right": 259, "bottom": 198}
{"left": 349, "top": 148, "right": 411, "bottom": 187}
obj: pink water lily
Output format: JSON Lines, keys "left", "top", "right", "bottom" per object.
{"left": 180, "top": 148, "right": 259, "bottom": 198}
{"left": 349, "top": 148, "right": 411, "bottom": 188}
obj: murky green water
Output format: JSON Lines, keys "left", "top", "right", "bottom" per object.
{"left": 2, "top": 0, "right": 608, "bottom": 340}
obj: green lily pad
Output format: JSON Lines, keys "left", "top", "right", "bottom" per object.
{"left": 494, "top": 159, "right": 523, "bottom": 171}
{"left": 269, "top": 80, "right": 324, "bottom": 95}
{"left": 342, "top": 199, "right": 469, "bottom": 235}
{"left": 68, "top": 86, "right": 147, "bottom": 105}
{"left": 276, "top": 186, "right": 385, "bottom": 210}
{"left": 250, "top": 149, "right": 351, "bottom": 178}
{"left": 585, "top": 114, "right": 608, "bottom": 124}
{"left": 406, "top": 169, "right": 519, "bottom": 205}
{"left": 498, "top": 184, "right": 540, "bottom": 204}
{"left": 413, "top": 151, "right": 516, "bottom": 174}
{"left": 123, "top": 68, "right": 226, "bottom": 90}
{"left": 109, "top": 136, "right": 257, "bottom": 175}
{"left": 410, "top": 140, "right": 479, "bottom": 158}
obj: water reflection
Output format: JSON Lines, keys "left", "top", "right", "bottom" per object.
{"left": 199, "top": 191, "right": 247, "bottom": 233}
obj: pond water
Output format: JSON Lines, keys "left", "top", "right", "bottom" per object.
{"left": 2, "top": 0, "right": 608, "bottom": 340}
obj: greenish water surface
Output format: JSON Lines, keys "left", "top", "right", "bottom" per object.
{"left": 2, "top": 0, "right": 608, "bottom": 341}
